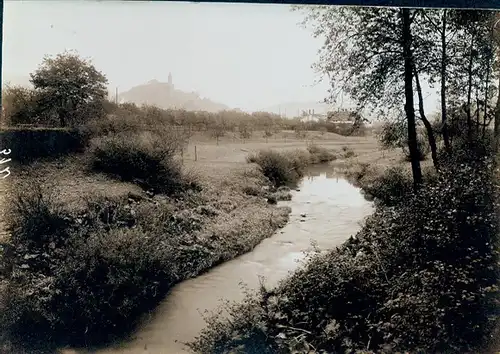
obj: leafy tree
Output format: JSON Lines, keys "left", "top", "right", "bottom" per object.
{"left": 238, "top": 122, "right": 252, "bottom": 141}
{"left": 30, "top": 51, "right": 108, "bottom": 127}
{"left": 211, "top": 118, "right": 227, "bottom": 145}
{"left": 295, "top": 6, "right": 424, "bottom": 185}
{"left": 2, "top": 85, "right": 40, "bottom": 126}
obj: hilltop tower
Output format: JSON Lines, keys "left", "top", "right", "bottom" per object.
{"left": 168, "top": 72, "right": 173, "bottom": 87}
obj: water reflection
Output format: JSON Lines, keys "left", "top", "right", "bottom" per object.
{"left": 83, "top": 164, "right": 373, "bottom": 354}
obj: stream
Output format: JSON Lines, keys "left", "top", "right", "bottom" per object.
{"left": 66, "top": 164, "right": 374, "bottom": 354}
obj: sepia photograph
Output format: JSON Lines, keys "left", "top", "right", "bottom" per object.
{"left": 0, "top": 1, "right": 500, "bottom": 353}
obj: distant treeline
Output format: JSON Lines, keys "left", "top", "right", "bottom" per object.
{"left": 1, "top": 51, "right": 367, "bottom": 138}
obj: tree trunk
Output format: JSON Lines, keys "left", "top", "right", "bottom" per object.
{"left": 402, "top": 8, "right": 422, "bottom": 189}
{"left": 466, "top": 33, "right": 475, "bottom": 141}
{"left": 414, "top": 65, "right": 439, "bottom": 171}
{"left": 495, "top": 74, "right": 500, "bottom": 152}
{"left": 440, "top": 9, "right": 451, "bottom": 151}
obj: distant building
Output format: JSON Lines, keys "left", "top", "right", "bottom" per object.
{"left": 327, "top": 110, "right": 356, "bottom": 124}
{"left": 168, "top": 72, "right": 173, "bottom": 89}
{"left": 299, "top": 109, "right": 328, "bottom": 123}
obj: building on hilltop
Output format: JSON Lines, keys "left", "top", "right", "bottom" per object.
{"left": 168, "top": 72, "right": 173, "bottom": 89}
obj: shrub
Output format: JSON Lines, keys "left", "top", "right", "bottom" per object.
{"left": 0, "top": 128, "right": 89, "bottom": 164}
{"left": 247, "top": 150, "right": 312, "bottom": 187}
{"left": 403, "top": 134, "right": 430, "bottom": 162}
{"left": 247, "top": 150, "right": 300, "bottom": 187}
{"left": 361, "top": 166, "right": 413, "bottom": 206}
{"left": 90, "top": 132, "right": 195, "bottom": 195}
{"left": 307, "top": 143, "right": 337, "bottom": 163}
{"left": 2, "top": 85, "right": 40, "bottom": 126}
{"left": 0, "top": 197, "right": 181, "bottom": 348}
{"left": 341, "top": 145, "right": 356, "bottom": 158}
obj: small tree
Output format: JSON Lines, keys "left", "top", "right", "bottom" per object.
{"left": 211, "top": 119, "right": 227, "bottom": 145}
{"left": 238, "top": 122, "right": 252, "bottom": 141}
{"left": 2, "top": 85, "right": 40, "bottom": 126}
{"left": 30, "top": 51, "right": 108, "bottom": 127}
{"left": 263, "top": 128, "right": 273, "bottom": 143}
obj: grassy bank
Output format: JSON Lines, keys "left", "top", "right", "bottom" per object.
{"left": 0, "top": 124, "right": 341, "bottom": 352}
{"left": 188, "top": 144, "right": 500, "bottom": 353}
{"left": 0, "top": 159, "right": 290, "bottom": 352}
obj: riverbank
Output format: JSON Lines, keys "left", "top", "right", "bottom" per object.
{"left": 188, "top": 144, "right": 500, "bottom": 353}
{"left": 0, "top": 140, "right": 345, "bottom": 353}
{"left": 84, "top": 164, "right": 373, "bottom": 354}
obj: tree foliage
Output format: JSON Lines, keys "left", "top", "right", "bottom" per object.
{"left": 30, "top": 51, "right": 108, "bottom": 127}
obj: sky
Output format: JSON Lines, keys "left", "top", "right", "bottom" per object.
{"left": 2, "top": 0, "right": 338, "bottom": 112}
{"left": 3, "top": 0, "right": 440, "bottom": 116}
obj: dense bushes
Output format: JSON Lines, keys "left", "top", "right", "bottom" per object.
{"left": 188, "top": 153, "right": 499, "bottom": 353}
{"left": 307, "top": 143, "right": 337, "bottom": 163}
{"left": 0, "top": 127, "right": 89, "bottom": 164}
{"left": 90, "top": 131, "right": 196, "bottom": 195}
{"left": 247, "top": 145, "right": 337, "bottom": 187}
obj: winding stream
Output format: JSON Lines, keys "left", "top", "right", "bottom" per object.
{"left": 67, "top": 164, "right": 374, "bottom": 354}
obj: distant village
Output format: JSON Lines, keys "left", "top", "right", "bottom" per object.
{"left": 298, "top": 108, "right": 357, "bottom": 125}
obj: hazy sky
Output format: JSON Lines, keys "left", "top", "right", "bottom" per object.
{"left": 3, "top": 1, "right": 336, "bottom": 112}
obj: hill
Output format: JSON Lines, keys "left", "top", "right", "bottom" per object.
{"left": 118, "top": 79, "right": 229, "bottom": 113}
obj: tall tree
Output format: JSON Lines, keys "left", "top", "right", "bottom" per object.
{"left": 402, "top": 8, "right": 423, "bottom": 187}
{"left": 295, "top": 6, "right": 424, "bottom": 183}
{"left": 491, "top": 13, "right": 500, "bottom": 152}
{"left": 30, "top": 51, "right": 108, "bottom": 127}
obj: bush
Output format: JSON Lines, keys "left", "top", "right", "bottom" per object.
{"left": 0, "top": 127, "right": 89, "bottom": 164}
{"left": 362, "top": 166, "right": 413, "bottom": 206}
{"left": 403, "top": 134, "right": 430, "bottom": 162}
{"left": 2, "top": 85, "right": 40, "bottom": 126}
{"left": 90, "top": 132, "right": 195, "bottom": 195}
{"left": 0, "top": 190, "right": 182, "bottom": 349}
{"left": 189, "top": 157, "right": 499, "bottom": 354}
{"left": 341, "top": 145, "right": 356, "bottom": 158}
{"left": 307, "top": 143, "right": 337, "bottom": 163}
{"left": 247, "top": 150, "right": 311, "bottom": 187}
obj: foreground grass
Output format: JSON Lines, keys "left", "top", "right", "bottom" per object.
{"left": 188, "top": 147, "right": 500, "bottom": 353}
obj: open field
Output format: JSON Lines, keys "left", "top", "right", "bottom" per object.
{"left": 183, "top": 130, "right": 399, "bottom": 169}
{"left": 7, "top": 131, "right": 394, "bottom": 209}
